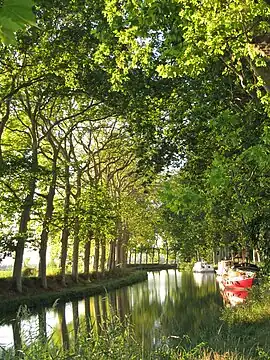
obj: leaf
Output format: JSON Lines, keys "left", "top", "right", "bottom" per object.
{"left": 0, "top": 0, "right": 35, "bottom": 43}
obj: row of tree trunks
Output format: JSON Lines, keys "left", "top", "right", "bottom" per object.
{"left": 128, "top": 247, "right": 170, "bottom": 264}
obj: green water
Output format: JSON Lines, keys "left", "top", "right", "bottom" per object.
{"left": 0, "top": 270, "right": 223, "bottom": 351}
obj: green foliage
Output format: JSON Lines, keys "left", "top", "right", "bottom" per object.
{"left": 0, "top": 0, "right": 35, "bottom": 43}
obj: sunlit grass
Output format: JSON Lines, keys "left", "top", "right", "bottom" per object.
{"left": 0, "top": 270, "right": 12, "bottom": 278}
{"left": 222, "top": 283, "right": 270, "bottom": 325}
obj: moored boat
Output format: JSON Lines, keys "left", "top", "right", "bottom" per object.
{"left": 192, "top": 261, "right": 215, "bottom": 273}
{"left": 222, "top": 275, "right": 254, "bottom": 288}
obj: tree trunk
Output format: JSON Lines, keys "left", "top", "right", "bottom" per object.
{"left": 72, "top": 170, "right": 82, "bottom": 283}
{"left": 39, "top": 152, "right": 57, "bottom": 289}
{"left": 94, "top": 236, "right": 100, "bottom": 275}
{"left": 107, "top": 240, "right": 116, "bottom": 271}
{"left": 100, "top": 238, "right": 106, "bottom": 275}
{"left": 166, "top": 244, "right": 169, "bottom": 264}
{"left": 116, "top": 220, "right": 122, "bottom": 267}
{"left": 121, "top": 222, "right": 128, "bottom": 268}
{"left": 60, "top": 165, "right": 70, "bottom": 286}
{"left": 84, "top": 231, "right": 93, "bottom": 278}
{"left": 72, "top": 219, "right": 80, "bottom": 283}
{"left": 13, "top": 144, "right": 37, "bottom": 292}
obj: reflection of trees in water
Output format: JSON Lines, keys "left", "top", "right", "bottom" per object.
{"left": 72, "top": 300, "right": 79, "bottom": 343}
{"left": 157, "top": 272, "right": 222, "bottom": 344}
{"left": 94, "top": 295, "right": 102, "bottom": 335}
{"left": 127, "top": 271, "right": 222, "bottom": 349}
{"left": 116, "top": 287, "right": 130, "bottom": 323}
{"left": 85, "top": 297, "right": 91, "bottom": 334}
{"left": 101, "top": 296, "right": 108, "bottom": 330}
{"left": 109, "top": 291, "right": 117, "bottom": 317}
{"left": 38, "top": 307, "right": 47, "bottom": 340}
{"left": 2, "top": 270, "right": 223, "bottom": 354}
{"left": 12, "top": 317, "right": 22, "bottom": 354}
{"left": 128, "top": 274, "right": 163, "bottom": 351}
{"left": 57, "top": 303, "right": 69, "bottom": 350}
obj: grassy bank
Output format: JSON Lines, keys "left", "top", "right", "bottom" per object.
{"left": 0, "top": 315, "right": 254, "bottom": 360}
{"left": 2, "top": 283, "right": 270, "bottom": 359}
{"left": 2, "top": 315, "right": 268, "bottom": 360}
{"left": 0, "top": 269, "right": 147, "bottom": 314}
{"left": 197, "top": 282, "right": 270, "bottom": 359}
{"left": 1, "top": 274, "right": 270, "bottom": 359}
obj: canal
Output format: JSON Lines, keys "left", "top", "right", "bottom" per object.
{"left": 0, "top": 270, "right": 224, "bottom": 353}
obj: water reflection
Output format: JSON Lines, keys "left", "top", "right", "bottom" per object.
{"left": 219, "top": 286, "right": 249, "bottom": 307}
{"left": 0, "top": 270, "right": 223, "bottom": 353}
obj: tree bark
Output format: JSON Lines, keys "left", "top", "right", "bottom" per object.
{"left": 94, "top": 236, "right": 100, "bottom": 275}
{"left": 12, "top": 133, "right": 38, "bottom": 292}
{"left": 84, "top": 230, "right": 93, "bottom": 278}
{"left": 100, "top": 238, "right": 106, "bottom": 275}
{"left": 60, "top": 165, "right": 71, "bottom": 286}
{"left": 72, "top": 169, "right": 82, "bottom": 283}
{"left": 39, "top": 148, "right": 58, "bottom": 288}
{"left": 107, "top": 240, "right": 116, "bottom": 270}
{"left": 116, "top": 220, "right": 122, "bottom": 267}
{"left": 121, "top": 221, "right": 128, "bottom": 267}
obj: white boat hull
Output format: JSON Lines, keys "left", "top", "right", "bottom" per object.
{"left": 192, "top": 261, "right": 215, "bottom": 273}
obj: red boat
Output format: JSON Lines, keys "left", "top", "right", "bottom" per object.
{"left": 222, "top": 276, "right": 254, "bottom": 288}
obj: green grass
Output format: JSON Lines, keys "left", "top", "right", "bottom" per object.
{"left": 0, "top": 270, "right": 12, "bottom": 278}
{"left": 1, "top": 315, "right": 263, "bottom": 360}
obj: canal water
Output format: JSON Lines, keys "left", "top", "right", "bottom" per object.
{"left": 0, "top": 270, "right": 224, "bottom": 353}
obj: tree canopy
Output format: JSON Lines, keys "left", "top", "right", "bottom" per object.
{"left": 1, "top": 0, "right": 270, "bottom": 292}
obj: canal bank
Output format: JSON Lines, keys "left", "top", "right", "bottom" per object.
{"left": 1, "top": 270, "right": 270, "bottom": 359}
{"left": 0, "top": 270, "right": 147, "bottom": 314}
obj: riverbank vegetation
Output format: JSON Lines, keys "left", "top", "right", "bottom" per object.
{"left": 0, "top": 269, "right": 147, "bottom": 314}
{"left": 3, "top": 283, "right": 270, "bottom": 360}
